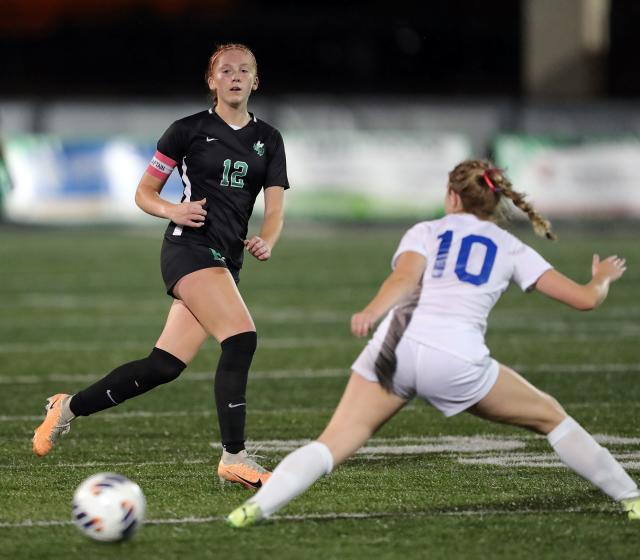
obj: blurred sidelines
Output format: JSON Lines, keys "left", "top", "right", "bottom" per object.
{"left": 2, "top": 99, "right": 640, "bottom": 224}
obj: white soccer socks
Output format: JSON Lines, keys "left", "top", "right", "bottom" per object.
{"left": 547, "top": 416, "right": 639, "bottom": 501}
{"left": 247, "top": 441, "right": 334, "bottom": 518}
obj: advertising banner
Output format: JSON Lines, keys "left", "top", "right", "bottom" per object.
{"left": 494, "top": 135, "right": 640, "bottom": 217}
{"left": 1, "top": 131, "right": 471, "bottom": 224}
{"left": 285, "top": 130, "right": 470, "bottom": 220}
{"left": 1, "top": 135, "right": 183, "bottom": 224}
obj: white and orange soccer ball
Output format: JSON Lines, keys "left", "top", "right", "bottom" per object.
{"left": 72, "top": 473, "right": 146, "bottom": 542}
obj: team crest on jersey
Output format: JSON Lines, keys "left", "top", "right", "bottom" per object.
{"left": 253, "top": 140, "right": 265, "bottom": 157}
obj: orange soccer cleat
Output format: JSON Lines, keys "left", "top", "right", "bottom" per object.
{"left": 32, "top": 393, "right": 74, "bottom": 457}
{"left": 217, "top": 450, "right": 271, "bottom": 490}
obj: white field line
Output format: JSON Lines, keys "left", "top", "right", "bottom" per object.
{"left": 3, "top": 298, "right": 640, "bottom": 322}
{"left": 2, "top": 332, "right": 640, "bottom": 354}
{"left": 0, "top": 459, "right": 211, "bottom": 470}
{"left": 3, "top": 313, "right": 640, "bottom": 330}
{"left": 594, "top": 435, "right": 640, "bottom": 445}
{"left": 458, "top": 453, "right": 640, "bottom": 470}
{"left": 488, "top": 321, "right": 640, "bottom": 335}
{"left": 0, "top": 507, "right": 599, "bottom": 529}
{"left": 0, "top": 369, "right": 633, "bottom": 418}
{"left": 0, "top": 437, "right": 528, "bottom": 470}
{"left": 0, "top": 293, "right": 335, "bottom": 310}
{"left": 0, "top": 367, "right": 346, "bottom": 386}
{"left": 242, "top": 434, "right": 640, "bottom": 446}
{"left": 6, "top": 292, "right": 640, "bottom": 315}
{"left": 2, "top": 391, "right": 640, "bottom": 423}
{"left": 0, "top": 338, "right": 358, "bottom": 353}
{"left": 2, "top": 435, "right": 639, "bottom": 470}
{"left": 207, "top": 436, "right": 527, "bottom": 455}
{"left": 492, "top": 306, "right": 640, "bottom": 319}
{"left": 523, "top": 363, "right": 640, "bottom": 373}
{"left": 2, "top": 362, "right": 640, "bottom": 387}
{"left": 0, "top": 309, "right": 350, "bottom": 328}
{"left": 0, "top": 407, "right": 331, "bottom": 423}
{"left": 0, "top": 295, "right": 162, "bottom": 310}
{"left": 568, "top": 402, "right": 637, "bottom": 409}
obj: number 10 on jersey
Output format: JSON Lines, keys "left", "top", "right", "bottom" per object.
{"left": 432, "top": 230, "right": 497, "bottom": 286}
{"left": 220, "top": 159, "right": 248, "bottom": 188}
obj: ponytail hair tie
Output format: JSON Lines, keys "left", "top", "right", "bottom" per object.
{"left": 482, "top": 169, "right": 501, "bottom": 192}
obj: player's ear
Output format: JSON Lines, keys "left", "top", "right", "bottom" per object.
{"left": 252, "top": 75, "right": 259, "bottom": 91}
{"left": 451, "top": 189, "right": 463, "bottom": 211}
{"left": 207, "top": 76, "right": 216, "bottom": 92}
{"left": 446, "top": 188, "right": 462, "bottom": 212}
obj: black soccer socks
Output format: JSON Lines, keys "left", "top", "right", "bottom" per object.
{"left": 214, "top": 331, "right": 257, "bottom": 454}
{"left": 69, "top": 347, "right": 186, "bottom": 416}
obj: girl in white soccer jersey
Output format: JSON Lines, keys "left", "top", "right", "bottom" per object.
{"left": 228, "top": 159, "right": 640, "bottom": 526}
{"left": 32, "top": 44, "right": 288, "bottom": 489}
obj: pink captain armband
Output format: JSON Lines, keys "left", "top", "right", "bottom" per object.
{"left": 146, "top": 150, "right": 177, "bottom": 179}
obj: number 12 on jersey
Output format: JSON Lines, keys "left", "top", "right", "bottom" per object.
{"left": 432, "top": 230, "right": 497, "bottom": 286}
{"left": 220, "top": 159, "right": 248, "bottom": 188}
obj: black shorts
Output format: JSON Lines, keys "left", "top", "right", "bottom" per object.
{"left": 160, "top": 238, "right": 240, "bottom": 297}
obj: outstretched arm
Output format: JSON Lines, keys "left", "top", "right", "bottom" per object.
{"left": 535, "top": 254, "right": 627, "bottom": 311}
{"left": 135, "top": 172, "right": 207, "bottom": 227}
{"left": 351, "top": 251, "right": 426, "bottom": 337}
{"left": 245, "top": 186, "right": 285, "bottom": 261}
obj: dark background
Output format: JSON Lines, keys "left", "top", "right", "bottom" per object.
{"left": 1, "top": 0, "right": 635, "bottom": 99}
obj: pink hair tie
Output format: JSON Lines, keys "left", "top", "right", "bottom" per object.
{"left": 482, "top": 169, "right": 501, "bottom": 192}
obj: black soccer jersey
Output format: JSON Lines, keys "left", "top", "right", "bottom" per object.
{"left": 154, "top": 109, "right": 289, "bottom": 270}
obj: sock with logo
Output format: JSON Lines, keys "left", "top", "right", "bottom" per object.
{"left": 248, "top": 441, "right": 334, "bottom": 517}
{"left": 548, "top": 416, "right": 640, "bottom": 501}
{"left": 69, "top": 348, "right": 186, "bottom": 416}
{"left": 214, "top": 331, "right": 257, "bottom": 454}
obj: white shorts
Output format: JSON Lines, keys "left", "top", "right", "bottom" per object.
{"left": 351, "top": 334, "right": 500, "bottom": 417}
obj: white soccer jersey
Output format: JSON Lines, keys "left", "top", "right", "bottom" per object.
{"left": 389, "top": 213, "right": 552, "bottom": 362}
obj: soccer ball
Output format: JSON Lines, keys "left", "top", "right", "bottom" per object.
{"left": 71, "top": 473, "right": 146, "bottom": 542}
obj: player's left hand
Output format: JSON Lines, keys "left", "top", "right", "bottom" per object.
{"left": 592, "top": 253, "right": 627, "bottom": 283}
{"left": 245, "top": 236, "right": 271, "bottom": 261}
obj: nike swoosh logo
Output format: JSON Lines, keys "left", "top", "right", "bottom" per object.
{"left": 228, "top": 402, "right": 246, "bottom": 408}
{"left": 234, "top": 474, "right": 262, "bottom": 489}
{"left": 206, "top": 137, "right": 218, "bottom": 142}
{"left": 106, "top": 390, "right": 118, "bottom": 404}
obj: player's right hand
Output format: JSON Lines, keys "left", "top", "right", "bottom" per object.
{"left": 592, "top": 254, "right": 627, "bottom": 282}
{"left": 170, "top": 198, "right": 207, "bottom": 227}
{"left": 351, "top": 310, "right": 377, "bottom": 338}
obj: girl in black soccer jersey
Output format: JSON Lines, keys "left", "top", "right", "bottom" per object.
{"left": 33, "top": 43, "right": 288, "bottom": 489}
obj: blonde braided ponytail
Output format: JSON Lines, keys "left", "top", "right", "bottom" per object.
{"left": 497, "top": 179, "right": 556, "bottom": 240}
{"left": 448, "top": 160, "right": 556, "bottom": 240}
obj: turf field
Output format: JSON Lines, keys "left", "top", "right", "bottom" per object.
{"left": 1, "top": 223, "right": 639, "bottom": 559}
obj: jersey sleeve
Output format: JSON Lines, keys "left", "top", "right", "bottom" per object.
{"left": 264, "top": 129, "right": 290, "bottom": 189}
{"left": 511, "top": 239, "right": 553, "bottom": 291}
{"left": 391, "top": 222, "right": 431, "bottom": 270}
{"left": 146, "top": 121, "right": 187, "bottom": 180}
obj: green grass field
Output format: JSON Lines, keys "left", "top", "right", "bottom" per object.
{"left": 1, "top": 223, "right": 639, "bottom": 559}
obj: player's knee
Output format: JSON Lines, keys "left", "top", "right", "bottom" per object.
{"left": 147, "top": 347, "right": 187, "bottom": 384}
{"left": 527, "top": 394, "right": 567, "bottom": 435}
{"left": 214, "top": 331, "right": 257, "bottom": 402}
{"left": 540, "top": 392, "right": 567, "bottom": 424}
{"left": 223, "top": 330, "right": 257, "bottom": 355}
{"left": 218, "top": 331, "right": 257, "bottom": 372}
{"left": 539, "top": 407, "right": 568, "bottom": 435}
